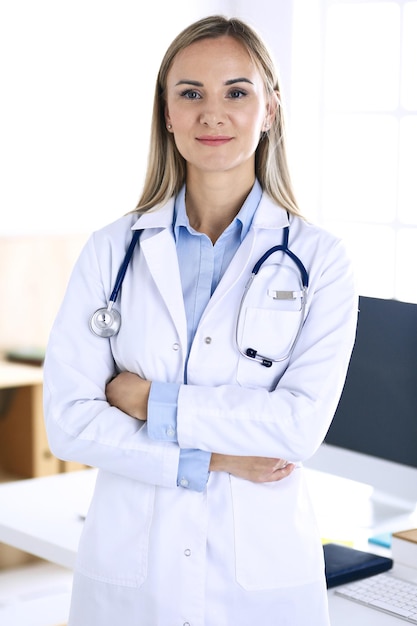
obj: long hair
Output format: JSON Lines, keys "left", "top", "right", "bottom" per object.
{"left": 135, "top": 15, "right": 302, "bottom": 217}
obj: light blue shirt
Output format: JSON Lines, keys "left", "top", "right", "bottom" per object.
{"left": 147, "top": 180, "right": 262, "bottom": 491}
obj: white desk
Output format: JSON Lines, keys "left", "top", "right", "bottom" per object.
{"left": 0, "top": 469, "right": 97, "bottom": 569}
{"left": 0, "top": 468, "right": 416, "bottom": 625}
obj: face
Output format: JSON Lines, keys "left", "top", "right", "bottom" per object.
{"left": 164, "top": 36, "right": 276, "bottom": 179}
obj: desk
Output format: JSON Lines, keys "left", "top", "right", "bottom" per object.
{"left": 0, "top": 469, "right": 96, "bottom": 569}
{"left": 0, "top": 468, "right": 416, "bottom": 625}
{"left": 0, "top": 360, "right": 85, "bottom": 477}
{"left": 0, "top": 360, "right": 54, "bottom": 477}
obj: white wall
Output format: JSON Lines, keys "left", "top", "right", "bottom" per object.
{"left": 0, "top": 0, "right": 294, "bottom": 349}
{"left": 0, "top": 0, "right": 294, "bottom": 236}
{"left": 0, "top": 1, "right": 211, "bottom": 236}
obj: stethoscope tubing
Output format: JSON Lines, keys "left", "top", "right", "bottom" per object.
{"left": 252, "top": 230, "right": 308, "bottom": 288}
{"left": 235, "top": 226, "right": 309, "bottom": 366}
{"left": 90, "top": 223, "right": 309, "bottom": 365}
{"left": 109, "top": 229, "right": 141, "bottom": 304}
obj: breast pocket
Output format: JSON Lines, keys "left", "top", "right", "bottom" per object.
{"left": 236, "top": 263, "right": 305, "bottom": 388}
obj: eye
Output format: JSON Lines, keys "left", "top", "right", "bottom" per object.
{"left": 180, "top": 89, "right": 202, "bottom": 100}
{"left": 228, "top": 88, "right": 247, "bottom": 99}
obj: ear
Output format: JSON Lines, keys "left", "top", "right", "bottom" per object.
{"left": 262, "top": 91, "right": 280, "bottom": 131}
{"left": 164, "top": 105, "right": 173, "bottom": 132}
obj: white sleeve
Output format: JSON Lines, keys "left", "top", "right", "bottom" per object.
{"left": 43, "top": 231, "right": 180, "bottom": 487}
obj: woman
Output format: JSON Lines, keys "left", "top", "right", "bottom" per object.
{"left": 43, "top": 15, "right": 357, "bottom": 626}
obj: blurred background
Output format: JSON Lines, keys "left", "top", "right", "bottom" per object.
{"left": 1, "top": 0, "right": 416, "bottom": 354}
{"left": 0, "top": 2, "right": 416, "bottom": 623}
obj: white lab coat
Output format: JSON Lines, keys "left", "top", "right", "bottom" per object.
{"left": 43, "top": 193, "right": 357, "bottom": 626}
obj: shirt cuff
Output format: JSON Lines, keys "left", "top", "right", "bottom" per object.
{"left": 147, "top": 381, "right": 180, "bottom": 442}
{"left": 177, "top": 448, "right": 211, "bottom": 492}
{"left": 148, "top": 382, "right": 211, "bottom": 492}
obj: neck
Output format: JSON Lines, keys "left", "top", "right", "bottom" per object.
{"left": 185, "top": 169, "right": 255, "bottom": 244}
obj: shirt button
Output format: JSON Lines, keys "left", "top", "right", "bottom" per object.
{"left": 184, "top": 548, "right": 191, "bottom": 557}
{"left": 183, "top": 623, "right": 191, "bottom": 626}
{"left": 204, "top": 336, "right": 212, "bottom": 344}
{"left": 166, "top": 427, "right": 175, "bottom": 437}
{"left": 172, "top": 342, "right": 180, "bottom": 351}
{"left": 179, "top": 478, "right": 189, "bottom": 488}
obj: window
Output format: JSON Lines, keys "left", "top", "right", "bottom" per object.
{"left": 291, "top": 0, "right": 417, "bottom": 303}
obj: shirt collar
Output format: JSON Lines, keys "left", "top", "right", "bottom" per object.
{"left": 173, "top": 179, "right": 263, "bottom": 242}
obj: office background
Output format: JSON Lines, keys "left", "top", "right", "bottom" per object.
{"left": 0, "top": 4, "right": 416, "bottom": 625}
{"left": 1, "top": 0, "right": 416, "bottom": 353}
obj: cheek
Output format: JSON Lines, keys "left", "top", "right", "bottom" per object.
{"left": 238, "top": 107, "right": 266, "bottom": 135}
{"left": 242, "top": 113, "right": 265, "bottom": 147}
{"left": 170, "top": 131, "right": 193, "bottom": 162}
{"left": 166, "top": 100, "right": 192, "bottom": 127}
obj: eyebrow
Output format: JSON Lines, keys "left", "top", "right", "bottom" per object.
{"left": 175, "top": 77, "right": 254, "bottom": 87}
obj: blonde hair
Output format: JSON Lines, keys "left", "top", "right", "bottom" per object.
{"left": 135, "top": 15, "right": 302, "bottom": 217}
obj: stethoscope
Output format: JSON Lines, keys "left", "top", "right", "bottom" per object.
{"left": 89, "top": 225, "right": 309, "bottom": 365}
{"left": 89, "top": 229, "right": 141, "bottom": 338}
{"left": 235, "top": 225, "right": 308, "bottom": 367}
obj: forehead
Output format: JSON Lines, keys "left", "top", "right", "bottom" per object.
{"left": 167, "top": 35, "right": 261, "bottom": 82}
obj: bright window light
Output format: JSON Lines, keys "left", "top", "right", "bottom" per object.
{"left": 399, "top": 116, "right": 417, "bottom": 224}
{"left": 324, "top": 3, "right": 401, "bottom": 111}
{"left": 322, "top": 114, "right": 398, "bottom": 223}
{"left": 291, "top": 0, "right": 417, "bottom": 303}
{"left": 396, "top": 229, "right": 417, "bottom": 302}
{"left": 402, "top": 2, "right": 417, "bottom": 109}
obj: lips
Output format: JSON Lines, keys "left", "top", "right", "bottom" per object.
{"left": 196, "top": 136, "right": 233, "bottom": 146}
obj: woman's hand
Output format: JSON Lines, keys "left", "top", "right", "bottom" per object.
{"left": 106, "top": 372, "right": 151, "bottom": 421}
{"left": 209, "top": 453, "right": 296, "bottom": 483}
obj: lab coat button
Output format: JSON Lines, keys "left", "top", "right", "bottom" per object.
{"left": 179, "top": 478, "right": 189, "bottom": 488}
{"left": 166, "top": 427, "right": 175, "bottom": 437}
{"left": 183, "top": 623, "right": 191, "bottom": 626}
{"left": 204, "top": 336, "right": 212, "bottom": 344}
{"left": 184, "top": 548, "right": 191, "bottom": 556}
{"left": 172, "top": 342, "right": 180, "bottom": 351}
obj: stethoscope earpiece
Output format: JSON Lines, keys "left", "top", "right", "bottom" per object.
{"left": 245, "top": 348, "right": 273, "bottom": 368}
{"left": 89, "top": 306, "right": 121, "bottom": 338}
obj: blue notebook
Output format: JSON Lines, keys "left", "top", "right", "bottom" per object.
{"left": 324, "top": 542, "right": 393, "bottom": 589}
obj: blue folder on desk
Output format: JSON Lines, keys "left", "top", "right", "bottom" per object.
{"left": 324, "top": 542, "right": 393, "bottom": 589}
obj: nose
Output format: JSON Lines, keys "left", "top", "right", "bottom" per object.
{"left": 199, "top": 102, "right": 225, "bottom": 127}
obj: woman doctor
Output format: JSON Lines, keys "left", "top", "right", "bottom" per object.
{"left": 43, "top": 15, "right": 357, "bottom": 626}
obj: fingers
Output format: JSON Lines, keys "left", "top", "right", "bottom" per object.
{"left": 215, "top": 455, "right": 297, "bottom": 483}
{"left": 272, "top": 459, "right": 290, "bottom": 471}
{"left": 265, "top": 462, "right": 296, "bottom": 482}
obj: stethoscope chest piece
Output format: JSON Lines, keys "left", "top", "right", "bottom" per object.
{"left": 89, "top": 306, "right": 121, "bottom": 338}
{"left": 89, "top": 229, "right": 142, "bottom": 338}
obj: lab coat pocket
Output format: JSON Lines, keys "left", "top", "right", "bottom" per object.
{"left": 76, "top": 471, "right": 155, "bottom": 587}
{"left": 236, "top": 306, "right": 302, "bottom": 389}
{"left": 230, "top": 471, "right": 324, "bottom": 590}
{"left": 240, "top": 305, "right": 302, "bottom": 359}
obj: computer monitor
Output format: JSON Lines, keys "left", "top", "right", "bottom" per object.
{"left": 306, "top": 295, "right": 417, "bottom": 526}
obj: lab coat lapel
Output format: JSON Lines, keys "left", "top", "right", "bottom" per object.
{"left": 135, "top": 203, "right": 187, "bottom": 349}
{"left": 131, "top": 194, "right": 288, "bottom": 344}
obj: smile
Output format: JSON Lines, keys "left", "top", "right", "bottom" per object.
{"left": 196, "top": 136, "right": 233, "bottom": 147}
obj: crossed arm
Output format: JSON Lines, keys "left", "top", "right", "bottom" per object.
{"left": 106, "top": 371, "right": 295, "bottom": 484}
